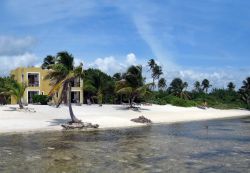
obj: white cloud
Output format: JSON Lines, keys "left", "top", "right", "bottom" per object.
{"left": 126, "top": 53, "right": 137, "bottom": 65}
{"left": 0, "top": 36, "right": 36, "bottom": 56}
{"left": 0, "top": 36, "right": 39, "bottom": 76}
{"left": 165, "top": 67, "right": 250, "bottom": 90}
{"left": 0, "top": 53, "right": 39, "bottom": 76}
{"left": 88, "top": 56, "right": 124, "bottom": 74}
{"left": 88, "top": 53, "right": 139, "bottom": 75}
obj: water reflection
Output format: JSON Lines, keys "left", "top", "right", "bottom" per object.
{"left": 0, "top": 116, "right": 250, "bottom": 173}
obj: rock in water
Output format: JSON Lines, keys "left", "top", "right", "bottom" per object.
{"left": 61, "top": 122, "right": 99, "bottom": 130}
{"left": 131, "top": 116, "right": 152, "bottom": 124}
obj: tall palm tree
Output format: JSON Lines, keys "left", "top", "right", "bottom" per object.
{"left": 41, "top": 55, "right": 56, "bottom": 69}
{"left": 194, "top": 81, "right": 201, "bottom": 92}
{"left": 239, "top": 77, "right": 250, "bottom": 109}
{"left": 147, "top": 59, "right": 163, "bottom": 90}
{"left": 227, "top": 82, "right": 236, "bottom": 91}
{"left": 148, "top": 59, "right": 156, "bottom": 89}
{"left": 152, "top": 65, "right": 163, "bottom": 89}
{"left": 115, "top": 65, "right": 151, "bottom": 107}
{"left": 45, "top": 52, "right": 84, "bottom": 123}
{"left": 147, "top": 59, "right": 156, "bottom": 71}
{"left": 0, "top": 80, "right": 26, "bottom": 109}
{"left": 158, "top": 78, "right": 167, "bottom": 91}
{"left": 202, "top": 79, "right": 212, "bottom": 93}
{"left": 169, "top": 78, "right": 190, "bottom": 99}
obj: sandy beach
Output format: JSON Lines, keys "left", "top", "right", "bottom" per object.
{"left": 0, "top": 104, "right": 249, "bottom": 134}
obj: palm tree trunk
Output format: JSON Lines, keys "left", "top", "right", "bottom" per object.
{"left": 18, "top": 98, "right": 24, "bottom": 109}
{"left": 67, "top": 83, "right": 81, "bottom": 123}
{"left": 130, "top": 96, "right": 136, "bottom": 108}
{"left": 153, "top": 78, "right": 155, "bottom": 90}
{"left": 247, "top": 98, "right": 250, "bottom": 109}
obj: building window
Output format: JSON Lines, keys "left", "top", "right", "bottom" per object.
{"left": 28, "top": 91, "right": 39, "bottom": 103}
{"left": 41, "top": 91, "right": 44, "bottom": 95}
{"left": 71, "top": 77, "right": 80, "bottom": 87}
{"left": 28, "top": 73, "right": 39, "bottom": 87}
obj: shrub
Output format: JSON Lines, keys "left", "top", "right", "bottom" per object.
{"left": 32, "top": 95, "right": 50, "bottom": 105}
{"left": 170, "top": 96, "right": 197, "bottom": 107}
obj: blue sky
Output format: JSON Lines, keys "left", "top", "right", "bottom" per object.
{"left": 0, "top": 0, "right": 250, "bottom": 88}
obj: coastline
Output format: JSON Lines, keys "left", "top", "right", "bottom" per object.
{"left": 0, "top": 104, "right": 249, "bottom": 134}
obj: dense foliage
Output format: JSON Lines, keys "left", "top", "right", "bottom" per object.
{"left": 32, "top": 95, "right": 50, "bottom": 105}
{"left": 0, "top": 77, "right": 26, "bottom": 109}
{"left": 84, "top": 68, "right": 115, "bottom": 104}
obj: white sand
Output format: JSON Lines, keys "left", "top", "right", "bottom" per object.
{"left": 0, "top": 104, "right": 249, "bottom": 134}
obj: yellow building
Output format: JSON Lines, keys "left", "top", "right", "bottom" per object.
{"left": 11, "top": 67, "right": 83, "bottom": 104}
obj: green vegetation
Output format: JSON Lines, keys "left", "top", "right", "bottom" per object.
{"left": 0, "top": 78, "right": 26, "bottom": 109}
{"left": 32, "top": 95, "right": 50, "bottom": 105}
{"left": 115, "top": 65, "right": 151, "bottom": 107}
{"left": 84, "top": 68, "right": 114, "bottom": 105}
{"left": 239, "top": 77, "right": 250, "bottom": 109}
{"left": 0, "top": 53, "right": 249, "bottom": 110}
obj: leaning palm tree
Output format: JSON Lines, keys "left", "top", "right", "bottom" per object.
{"left": 45, "top": 52, "right": 84, "bottom": 123}
{"left": 0, "top": 80, "right": 26, "bottom": 109}
{"left": 115, "top": 65, "right": 151, "bottom": 107}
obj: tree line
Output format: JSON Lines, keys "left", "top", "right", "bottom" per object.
{"left": 1, "top": 51, "right": 250, "bottom": 112}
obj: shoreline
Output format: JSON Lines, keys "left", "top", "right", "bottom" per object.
{"left": 0, "top": 104, "right": 249, "bottom": 135}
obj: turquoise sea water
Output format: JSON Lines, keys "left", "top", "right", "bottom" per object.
{"left": 0, "top": 116, "right": 250, "bottom": 173}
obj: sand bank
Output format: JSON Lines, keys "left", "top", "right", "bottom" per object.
{"left": 0, "top": 104, "right": 249, "bottom": 133}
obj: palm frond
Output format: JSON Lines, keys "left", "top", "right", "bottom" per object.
{"left": 116, "top": 87, "right": 133, "bottom": 95}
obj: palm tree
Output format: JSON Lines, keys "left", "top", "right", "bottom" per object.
{"left": 152, "top": 65, "right": 163, "bottom": 89}
{"left": 147, "top": 59, "right": 156, "bottom": 71}
{"left": 41, "top": 55, "right": 56, "bottom": 69}
{"left": 87, "top": 71, "right": 104, "bottom": 105}
{"left": 194, "top": 81, "right": 201, "bottom": 92}
{"left": 239, "top": 77, "right": 250, "bottom": 109}
{"left": 169, "top": 78, "right": 190, "bottom": 99}
{"left": 227, "top": 82, "right": 236, "bottom": 91}
{"left": 147, "top": 59, "right": 163, "bottom": 90}
{"left": 56, "top": 51, "right": 74, "bottom": 70}
{"left": 45, "top": 52, "right": 84, "bottom": 123}
{"left": 0, "top": 80, "right": 26, "bottom": 109}
{"left": 115, "top": 65, "right": 151, "bottom": 107}
{"left": 158, "top": 78, "right": 167, "bottom": 91}
{"left": 202, "top": 79, "right": 212, "bottom": 93}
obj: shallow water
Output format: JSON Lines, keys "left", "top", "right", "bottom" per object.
{"left": 1, "top": 117, "right": 250, "bottom": 173}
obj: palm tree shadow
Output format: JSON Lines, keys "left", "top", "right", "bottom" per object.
{"left": 47, "top": 118, "right": 71, "bottom": 126}
{"left": 113, "top": 105, "right": 150, "bottom": 112}
{"left": 3, "top": 107, "right": 18, "bottom": 111}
